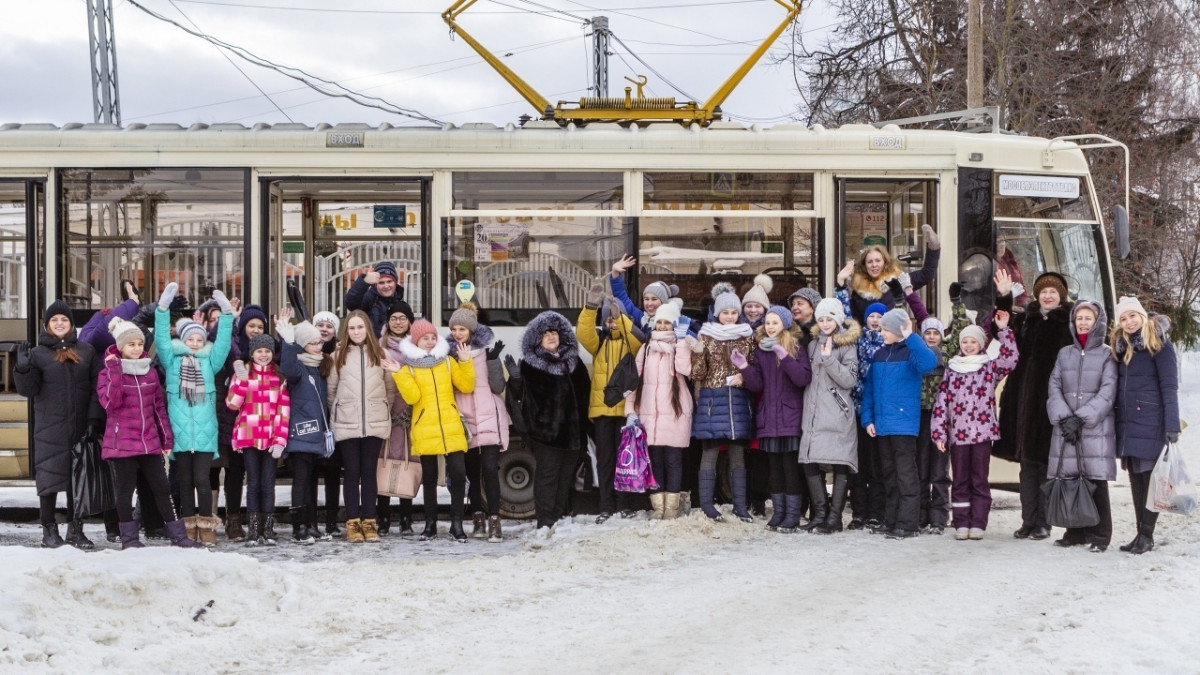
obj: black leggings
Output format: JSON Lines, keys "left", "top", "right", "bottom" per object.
{"left": 648, "top": 445, "right": 684, "bottom": 493}
{"left": 112, "top": 455, "right": 176, "bottom": 524}
{"left": 291, "top": 453, "right": 317, "bottom": 511}
{"left": 209, "top": 446, "right": 245, "bottom": 514}
{"left": 311, "top": 450, "right": 342, "bottom": 523}
{"left": 700, "top": 441, "right": 746, "bottom": 471}
{"left": 805, "top": 463, "right": 850, "bottom": 478}
{"left": 39, "top": 492, "right": 74, "bottom": 526}
{"left": 465, "top": 445, "right": 501, "bottom": 516}
{"left": 339, "top": 437, "right": 383, "bottom": 520}
{"left": 767, "top": 452, "right": 802, "bottom": 494}
{"left": 243, "top": 449, "right": 278, "bottom": 513}
{"left": 422, "top": 452, "right": 467, "bottom": 519}
{"left": 173, "top": 452, "right": 214, "bottom": 517}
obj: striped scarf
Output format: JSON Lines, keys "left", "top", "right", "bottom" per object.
{"left": 179, "top": 354, "right": 206, "bottom": 406}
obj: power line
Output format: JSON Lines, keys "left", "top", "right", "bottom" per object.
{"left": 609, "top": 32, "right": 700, "bottom": 102}
{"left": 124, "top": 0, "right": 446, "bottom": 125}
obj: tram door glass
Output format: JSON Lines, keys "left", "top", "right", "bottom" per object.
{"left": 270, "top": 180, "right": 426, "bottom": 319}
{"left": 59, "top": 168, "right": 247, "bottom": 311}
{"left": 838, "top": 179, "right": 938, "bottom": 311}
{"left": 447, "top": 171, "right": 628, "bottom": 325}
{"left": 639, "top": 172, "right": 816, "bottom": 320}
{"left": 0, "top": 181, "right": 38, "bottom": 324}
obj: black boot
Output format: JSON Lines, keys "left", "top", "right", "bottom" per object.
{"left": 778, "top": 494, "right": 802, "bottom": 533}
{"left": 801, "top": 475, "right": 829, "bottom": 532}
{"left": 292, "top": 509, "right": 315, "bottom": 544}
{"left": 41, "top": 523, "right": 65, "bottom": 548}
{"left": 449, "top": 519, "right": 468, "bottom": 542}
{"left": 698, "top": 469, "right": 723, "bottom": 521}
{"left": 325, "top": 509, "right": 341, "bottom": 537}
{"left": 244, "top": 513, "right": 260, "bottom": 547}
{"left": 730, "top": 469, "right": 752, "bottom": 522}
{"left": 419, "top": 519, "right": 438, "bottom": 541}
{"left": 65, "top": 520, "right": 95, "bottom": 550}
{"left": 377, "top": 497, "right": 391, "bottom": 535}
{"left": 398, "top": 513, "right": 414, "bottom": 536}
{"left": 765, "top": 493, "right": 786, "bottom": 531}
{"left": 118, "top": 521, "right": 145, "bottom": 550}
{"left": 822, "top": 473, "right": 848, "bottom": 533}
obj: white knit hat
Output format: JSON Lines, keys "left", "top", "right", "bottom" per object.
{"left": 920, "top": 317, "right": 945, "bottom": 335}
{"left": 1114, "top": 296, "right": 1148, "bottom": 322}
{"left": 741, "top": 274, "right": 773, "bottom": 309}
{"left": 651, "top": 298, "right": 683, "bottom": 326}
{"left": 313, "top": 311, "right": 340, "bottom": 332}
{"left": 959, "top": 325, "right": 988, "bottom": 350}
{"left": 108, "top": 316, "right": 145, "bottom": 350}
{"left": 814, "top": 298, "right": 845, "bottom": 325}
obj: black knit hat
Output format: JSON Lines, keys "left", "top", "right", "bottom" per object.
{"left": 386, "top": 298, "right": 415, "bottom": 325}
{"left": 44, "top": 300, "right": 73, "bottom": 327}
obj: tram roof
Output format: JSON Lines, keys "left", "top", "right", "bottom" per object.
{"left": 0, "top": 120, "right": 1092, "bottom": 174}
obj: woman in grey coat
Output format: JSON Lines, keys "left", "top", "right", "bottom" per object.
{"left": 798, "top": 298, "right": 862, "bottom": 533}
{"left": 1046, "top": 300, "right": 1117, "bottom": 552}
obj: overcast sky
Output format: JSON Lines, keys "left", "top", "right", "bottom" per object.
{"left": 0, "top": 0, "right": 839, "bottom": 128}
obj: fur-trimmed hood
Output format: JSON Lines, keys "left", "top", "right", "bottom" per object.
{"left": 809, "top": 318, "right": 862, "bottom": 348}
{"left": 399, "top": 332, "right": 451, "bottom": 366}
{"left": 1114, "top": 312, "right": 1171, "bottom": 356}
{"left": 466, "top": 324, "right": 495, "bottom": 350}
{"left": 1071, "top": 301, "right": 1109, "bottom": 351}
{"left": 522, "top": 311, "right": 579, "bottom": 375}
{"left": 850, "top": 258, "right": 904, "bottom": 300}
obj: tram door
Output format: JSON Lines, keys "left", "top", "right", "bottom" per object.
{"left": 0, "top": 179, "right": 41, "bottom": 342}
{"left": 261, "top": 178, "right": 429, "bottom": 320}
{"left": 836, "top": 178, "right": 939, "bottom": 312}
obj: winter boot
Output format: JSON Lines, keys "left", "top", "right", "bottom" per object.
{"left": 801, "top": 475, "right": 829, "bottom": 532}
{"left": 398, "top": 513, "right": 414, "bottom": 536}
{"left": 698, "top": 470, "right": 724, "bottom": 521}
{"left": 778, "top": 494, "right": 802, "bottom": 533}
{"left": 361, "top": 518, "right": 381, "bottom": 542}
{"left": 419, "top": 518, "right": 438, "bottom": 541}
{"left": 243, "top": 513, "right": 260, "bottom": 547}
{"left": 198, "top": 516, "right": 220, "bottom": 547}
{"left": 41, "top": 523, "right": 65, "bottom": 548}
{"left": 376, "top": 498, "right": 391, "bottom": 535}
{"left": 449, "top": 519, "right": 468, "bottom": 542}
{"left": 65, "top": 520, "right": 95, "bottom": 550}
{"left": 226, "top": 512, "right": 246, "bottom": 542}
{"left": 663, "top": 492, "right": 682, "bottom": 520}
{"left": 164, "top": 519, "right": 205, "bottom": 548}
{"left": 677, "top": 491, "right": 691, "bottom": 517}
{"left": 325, "top": 510, "right": 342, "bottom": 537}
{"left": 821, "top": 474, "right": 848, "bottom": 533}
{"left": 184, "top": 516, "right": 201, "bottom": 542}
{"left": 765, "top": 493, "right": 786, "bottom": 531}
{"left": 730, "top": 469, "right": 752, "bottom": 522}
{"left": 292, "top": 509, "right": 315, "bottom": 544}
{"left": 118, "top": 521, "right": 145, "bottom": 550}
{"left": 263, "top": 511, "right": 278, "bottom": 542}
{"left": 345, "top": 518, "right": 365, "bottom": 544}
{"left": 649, "top": 492, "right": 666, "bottom": 520}
{"left": 472, "top": 512, "right": 488, "bottom": 538}
{"left": 487, "top": 515, "right": 503, "bottom": 543}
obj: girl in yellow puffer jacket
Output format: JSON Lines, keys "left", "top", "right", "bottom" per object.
{"left": 394, "top": 319, "right": 475, "bottom": 541}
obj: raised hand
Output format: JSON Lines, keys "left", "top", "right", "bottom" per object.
{"left": 611, "top": 254, "right": 637, "bottom": 278}
{"left": 275, "top": 317, "right": 296, "bottom": 344}
{"left": 211, "top": 289, "right": 233, "bottom": 313}
{"left": 192, "top": 309, "right": 205, "bottom": 325}
{"left": 922, "top": 224, "right": 940, "bottom": 251}
{"left": 277, "top": 306, "right": 294, "bottom": 323}
{"left": 15, "top": 342, "right": 30, "bottom": 371}
{"left": 232, "top": 360, "right": 249, "bottom": 380}
{"left": 822, "top": 336, "right": 833, "bottom": 357}
{"left": 485, "top": 340, "right": 505, "bottom": 361}
{"left": 380, "top": 358, "right": 401, "bottom": 373}
{"left": 730, "top": 349, "right": 748, "bottom": 370}
{"left": 771, "top": 343, "right": 788, "bottom": 360}
{"left": 363, "top": 269, "right": 380, "bottom": 286}
{"left": 994, "top": 267, "right": 1014, "bottom": 296}
{"left": 456, "top": 342, "right": 472, "bottom": 362}
{"left": 994, "top": 309, "right": 1010, "bottom": 329}
{"left": 837, "top": 259, "right": 855, "bottom": 286}
{"left": 158, "top": 282, "right": 179, "bottom": 311}
{"left": 585, "top": 278, "right": 605, "bottom": 308}
{"left": 949, "top": 281, "right": 962, "bottom": 303}
{"left": 230, "top": 297, "right": 243, "bottom": 318}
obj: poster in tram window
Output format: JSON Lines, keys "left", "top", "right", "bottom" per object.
{"left": 474, "top": 222, "right": 531, "bottom": 262}
{"left": 845, "top": 202, "right": 889, "bottom": 257}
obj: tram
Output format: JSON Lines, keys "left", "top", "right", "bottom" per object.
{"left": 0, "top": 119, "right": 1122, "bottom": 510}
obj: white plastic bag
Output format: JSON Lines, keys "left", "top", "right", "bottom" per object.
{"left": 1147, "top": 444, "right": 1197, "bottom": 515}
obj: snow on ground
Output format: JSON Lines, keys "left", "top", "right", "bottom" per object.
{"left": 2, "top": 358, "right": 1199, "bottom": 673}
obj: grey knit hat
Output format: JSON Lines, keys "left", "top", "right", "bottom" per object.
{"left": 642, "top": 281, "right": 678, "bottom": 306}
{"left": 175, "top": 318, "right": 207, "bottom": 344}
{"left": 711, "top": 282, "right": 741, "bottom": 316}
{"left": 448, "top": 302, "right": 480, "bottom": 333}
{"left": 248, "top": 333, "right": 276, "bottom": 355}
{"left": 814, "top": 298, "right": 845, "bottom": 325}
{"left": 788, "top": 287, "right": 823, "bottom": 312}
{"left": 294, "top": 321, "right": 322, "bottom": 347}
{"left": 881, "top": 309, "right": 909, "bottom": 338}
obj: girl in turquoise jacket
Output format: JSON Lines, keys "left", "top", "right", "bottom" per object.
{"left": 154, "top": 282, "right": 234, "bottom": 524}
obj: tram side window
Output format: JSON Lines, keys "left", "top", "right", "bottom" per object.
{"left": 60, "top": 168, "right": 247, "bottom": 311}
{"left": 640, "top": 172, "right": 816, "bottom": 320}
{"left": 996, "top": 220, "right": 1104, "bottom": 307}
{"left": 0, "top": 185, "right": 32, "bottom": 320}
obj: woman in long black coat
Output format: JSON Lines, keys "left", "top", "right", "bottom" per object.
{"left": 14, "top": 300, "right": 103, "bottom": 549}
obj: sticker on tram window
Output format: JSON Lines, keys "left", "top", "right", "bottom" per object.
{"left": 374, "top": 205, "right": 407, "bottom": 227}
{"left": 997, "top": 174, "right": 1079, "bottom": 199}
{"left": 870, "top": 135, "right": 907, "bottom": 150}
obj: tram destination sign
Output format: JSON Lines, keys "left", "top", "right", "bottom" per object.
{"left": 998, "top": 174, "right": 1079, "bottom": 200}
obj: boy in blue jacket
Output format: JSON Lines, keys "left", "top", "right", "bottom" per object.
{"left": 862, "top": 308, "right": 938, "bottom": 539}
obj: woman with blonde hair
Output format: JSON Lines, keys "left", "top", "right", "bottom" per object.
{"left": 836, "top": 225, "right": 940, "bottom": 324}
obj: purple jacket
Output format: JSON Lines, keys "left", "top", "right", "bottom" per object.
{"left": 740, "top": 342, "right": 812, "bottom": 438}
{"left": 96, "top": 345, "right": 174, "bottom": 460}
{"left": 78, "top": 299, "right": 141, "bottom": 353}
{"left": 931, "top": 328, "right": 1018, "bottom": 446}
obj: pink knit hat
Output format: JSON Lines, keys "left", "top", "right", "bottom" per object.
{"left": 409, "top": 319, "right": 437, "bottom": 343}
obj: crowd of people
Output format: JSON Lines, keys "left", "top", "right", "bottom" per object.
{"left": 13, "top": 233, "right": 1181, "bottom": 555}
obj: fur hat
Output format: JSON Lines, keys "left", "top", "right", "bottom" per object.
{"left": 108, "top": 316, "right": 145, "bottom": 351}
{"left": 815, "top": 298, "right": 846, "bottom": 325}
{"left": 176, "top": 318, "right": 207, "bottom": 343}
{"left": 448, "top": 302, "right": 479, "bottom": 333}
{"left": 294, "top": 321, "right": 322, "bottom": 347}
{"left": 1114, "top": 295, "right": 1148, "bottom": 322}
{"left": 1032, "top": 272, "right": 1068, "bottom": 302}
{"left": 711, "top": 282, "right": 741, "bottom": 316}
{"left": 642, "top": 281, "right": 678, "bottom": 306}
{"left": 741, "top": 274, "right": 773, "bottom": 309}
{"left": 959, "top": 325, "right": 988, "bottom": 350}
{"left": 788, "top": 287, "right": 823, "bottom": 313}
{"left": 881, "top": 309, "right": 909, "bottom": 338}
{"left": 385, "top": 299, "right": 415, "bottom": 326}
{"left": 766, "top": 305, "right": 794, "bottom": 330}
{"left": 248, "top": 334, "right": 276, "bottom": 355}
{"left": 313, "top": 311, "right": 340, "bottom": 332}
{"left": 864, "top": 302, "right": 889, "bottom": 320}
{"left": 374, "top": 261, "right": 399, "bottom": 282}
{"left": 920, "top": 317, "right": 946, "bottom": 335}
{"left": 409, "top": 319, "right": 437, "bottom": 344}
{"left": 44, "top": 300, "right": 72, "bottom": 327}
{"left": 521, "top": 311, "right": 579, "bottom": 374}
{"left": 651, "top": 298, "right": 683, "bottom": 326}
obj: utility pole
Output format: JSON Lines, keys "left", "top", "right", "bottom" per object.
{"left": 592, "top": 16, "right": 610, "bottom": 99}
{"left": 966, "top": 0, "right": 983, "bottom": 108}
{"left": 86, "top": 0, "right": 121, "bottom": 125}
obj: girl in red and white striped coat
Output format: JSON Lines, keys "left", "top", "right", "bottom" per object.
{"left": 227, "top": 333, "right": 291, "bottom": 546}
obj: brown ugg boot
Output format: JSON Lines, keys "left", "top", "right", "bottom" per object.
{"left": 198, "top": 516, "right": 220, "bottom": 547}
{"left": 361, "top": 518, "right": 380, "bottom": 543}
{"left": 225, "top": 512, "right": 246, "bottom": 542}
{"left": 184, "top": 516, "right": 201, "bottom": 541}
{"left": 345, "top": 518, "right": 365, "bottom": 543}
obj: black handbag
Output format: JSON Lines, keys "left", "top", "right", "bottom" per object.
{"left": 1041, "top": 436, "right": 1100, "bottom": 529}
{"left": 603, "top": 344, "right": 641, "bottom": 408}
{"left": 72, "top": 427, "right": 115, "bottom": 520}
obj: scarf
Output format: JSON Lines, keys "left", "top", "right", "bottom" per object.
{"left": 948, "top": 340, "right": 1001, "bottom": 373}
{"left": 758, "top": 336, "right": 779, "bottom": 351}
{"left": 406, "top": 350, "right": 447, "bottom": 369}
{"left": 532, "top": 346, "right": 577, "bottom": 375}
{"left": 699, "top": 322, "right": 754, "bottom": 341}
{"left": 298, "top": 351, "right": 325, "bottom": 368}
{"left": 120, "top": 357, "right": 152, "bottom": 376}
{"left": 179, "top": 353, "right": 206, "bottom": 406}
{"left": 649, "top": 330, "right": 677, "bottom": 354}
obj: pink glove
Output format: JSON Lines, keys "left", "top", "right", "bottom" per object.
{"left": 772, "top": 344, "right": 788, "bottom": 360}
{"left": 730, "top": 349, "right": 748, "bottom": 369}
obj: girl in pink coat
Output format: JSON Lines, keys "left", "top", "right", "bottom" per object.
{"left": 626, "top": 299, "right": 693, "bottom": 519}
